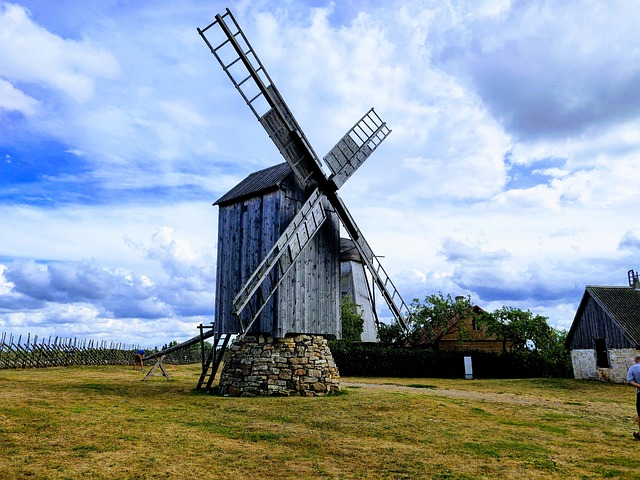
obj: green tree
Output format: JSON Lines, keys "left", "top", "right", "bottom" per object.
{"left": 377, "top": 321, "right": 406, "bottom": 345}
{"left": 340, "top": 295, "right": 364, "bottom": 342}
{"left": 378, "top": 292, "right": 475, "bottom": 349}
{"left": 408, "top": 292, "right": 475, "bottom": 348}
{"left": 480, "top": 306, "right": 551, "bottom": 354}
{"left": 479, "top": 306, "right": 572, "bottom": 375}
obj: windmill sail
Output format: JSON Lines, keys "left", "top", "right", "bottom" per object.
{"left": 324, "top": 109, "right": 391, "bottom": 189}
{"left": 232, "top": 188, "right": 328, "bottom": 335}
{"left": 198, "top": 9, "right": 323, "bottom": 187}
{"left": 200, "top": 8, "right": 411, "bottom": 336}
{"left": 259, "top": 85, "right": 320, "bottom": 186}
{"left": 327, "top": 192, "right": 410, "bottom": 332}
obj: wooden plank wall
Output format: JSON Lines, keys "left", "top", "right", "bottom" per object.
{"left": 277, "top": 197, "right": 340, "bottom": 338}
{"left": 215, "top": 202, "right": 243, "bottom": 335}
{"left": 569, "top": 296, "right": 634, "bottom": 349}
{"left": 215, "top": 192, "right": 280, "bottom": 335}
{"left": 256, "top": 189, "right": 281, "bottom": 333}
{"left": 215, "top": 175, "right": 340, "bottom": 338}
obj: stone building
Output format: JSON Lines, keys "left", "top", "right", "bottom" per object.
{"left": 566, "top": 285, "right": 640, "bottom": 383}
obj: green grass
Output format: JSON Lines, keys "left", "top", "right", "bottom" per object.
{"left": 0, "top": 365, "right": 639, "bottom": 479}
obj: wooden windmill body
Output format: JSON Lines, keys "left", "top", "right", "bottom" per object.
{"left": 214, "top": 163, "right": 340, "bottom": 338}
{"left": 196, "top": 9, "right": 410, "bottom": 394}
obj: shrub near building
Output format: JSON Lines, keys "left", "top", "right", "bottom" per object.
{"left": 331, "top": 292, "right": 572, "bottom": 379}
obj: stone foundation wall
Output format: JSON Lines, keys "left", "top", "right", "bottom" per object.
{"left": 571, "top": 349, "right": 597, "bottom": 380}
{"left": 571, "top": 348, "right": 639, "bottom": 383}
{"left": 216, "top": 334, "right": 340, "bottom": 396}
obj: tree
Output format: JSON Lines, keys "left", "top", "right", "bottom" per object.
{"left": 377, "top": 321, "right": 405, "bottom": 345}
{"left": 409, "top": 293, "right": 475, "bottom": 348}
{"left": 480, "top": 306, "right": 552, "bottom": 354}
{"left": 479, "top": 306, "right": 572, "bottom": 375}
{"left": 340, "top": 295, "right": 364, "bottom": 342}
{"left": 378, "top": 292, "right": 475, "bottom": 349}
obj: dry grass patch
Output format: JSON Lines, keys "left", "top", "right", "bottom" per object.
{"left": 1, "top": 365, "right": 639, "bottom": 479}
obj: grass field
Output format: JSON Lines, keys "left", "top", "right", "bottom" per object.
{"left": 1, "top": 364, "right": 639, "bottom": 479}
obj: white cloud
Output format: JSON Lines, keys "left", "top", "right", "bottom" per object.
{"left": 0, "top": 77, "right": 38, "bottom": 114}
{"left": 426, "top": 0, "right": 640, "bottom": 140}
{"left": 2, "top": 0, "right": 640, "bottom": 344}
{"left": 0, "top": 3, "right": 119, "bottom": 103}
{"left": 0, "top": 226, "right": 214, "bottom": 345}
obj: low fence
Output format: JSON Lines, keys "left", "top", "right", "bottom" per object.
{"left": 0, "top": 332, "right": 205, "bottom": 369}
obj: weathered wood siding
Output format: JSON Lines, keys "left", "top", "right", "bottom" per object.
{"left": 215, "top": 175, "right": 340, "bottom": 338}
{"left": 215, "top": 190, "right": 282, "bottom": 336}
{"left": 569, "top": 296, "right": 634, "bottom": 349}
{"left": 277, "top": 197, "right": 340, "bottom": 338}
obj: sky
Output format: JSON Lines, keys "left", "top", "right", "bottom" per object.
{"left": 1, "top": 0, "right": 640, "bottom": 348}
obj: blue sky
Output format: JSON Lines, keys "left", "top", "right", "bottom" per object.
{"left": 2, "top": 0, "right": 640, "bottom": 347}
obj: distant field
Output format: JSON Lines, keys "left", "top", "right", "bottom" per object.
{"left": 1, "top": 364, "right": 639, "bottom": 479}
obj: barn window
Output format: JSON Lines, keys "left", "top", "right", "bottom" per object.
{"left": 595, "top": 338, "right": 609, "bottom": 368}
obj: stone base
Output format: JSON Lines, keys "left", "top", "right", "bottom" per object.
{"left": 216, "top": 334, "right": 340, "bottom": 396}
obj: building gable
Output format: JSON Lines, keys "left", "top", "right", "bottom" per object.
{"left": 567, "top": 286, "right": 640, "bottom": 350}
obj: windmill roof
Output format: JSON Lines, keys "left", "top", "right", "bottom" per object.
{"left": 214, "top": 162, "right": 293, "bottom": 206}
{"left": 568, "top": 286, "right": 640, "bottom": 346}
{"left": 340, "top": 238, "right": 361, "bottom": 262}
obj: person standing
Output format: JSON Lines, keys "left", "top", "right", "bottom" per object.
{"left": 627, "top": 354, "right": 640, "bottom": 440}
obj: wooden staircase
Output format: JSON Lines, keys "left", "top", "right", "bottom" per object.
{"left": 196, "top": 332, "right": 232, "bottom": 392}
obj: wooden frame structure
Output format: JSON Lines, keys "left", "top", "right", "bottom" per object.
{"left": 141, "top": 324, "right": 230, "bottom": 389}
{"left": 198, "top": 9, "right": 411, "bottom": 344}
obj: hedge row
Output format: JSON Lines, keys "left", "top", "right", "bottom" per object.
{"left": 328, "top": 341, "right": 573, "bottom": 379}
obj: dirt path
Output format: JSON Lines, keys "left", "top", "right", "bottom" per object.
{"left": 341, "top": 381, "right": 619, "bottom": 416}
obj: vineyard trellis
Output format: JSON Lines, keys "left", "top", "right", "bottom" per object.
{"left": 0, "top": 332, "right": 207, "bottom": 369}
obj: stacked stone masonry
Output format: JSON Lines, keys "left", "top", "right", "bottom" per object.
{"left": 216, "top": 334, "right": 341, "bottom": 396}
{"left": 571, "top": 348, "right": 639, "bottom": 383}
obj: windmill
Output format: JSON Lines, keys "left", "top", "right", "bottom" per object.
{"left": 197, "top": 9, "right": 410, "bottom": 395}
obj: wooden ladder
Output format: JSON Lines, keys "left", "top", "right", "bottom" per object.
{"left": 196, "top": 333, "right": 232, "bottom": 392}
{"left": 198, "top": 8, "right": 323, "bottom": 187}
{"left": 231, "top": 188, "right": 327, "bottom": 336}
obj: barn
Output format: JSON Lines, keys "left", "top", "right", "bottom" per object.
{"left": 566, "top": 285, "right": 640, "bottom": 383}
{"left": 214, "top": 162, "right": 341, "bottom": 338}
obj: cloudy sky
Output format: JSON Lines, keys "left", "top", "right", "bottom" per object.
{"left": 2, "top": 0, "right": 639, "bottom": 348}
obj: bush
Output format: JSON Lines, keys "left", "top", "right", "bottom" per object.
{"left": 328, "top": 342, "right": 572, "bottom": 379}
{"left": 340, "top": 295, "right": 364, "bottom": 342}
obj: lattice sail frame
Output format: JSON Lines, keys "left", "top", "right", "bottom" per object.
{"left": 199, "top": 9, "right": 410, "bottom": 335}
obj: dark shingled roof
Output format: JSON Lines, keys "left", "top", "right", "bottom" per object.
{"left": 568, "top": 286, "right": 640, "bottom": 346}
{"left": 340, "top": 238, "right": 361, "bottom": 262}
{"left": 214, "top": 162, "right": 292, "bottom": 206}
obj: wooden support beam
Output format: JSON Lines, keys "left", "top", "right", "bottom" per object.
{"left": 143, "top": 355, "right": 172, "bottom": 381}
